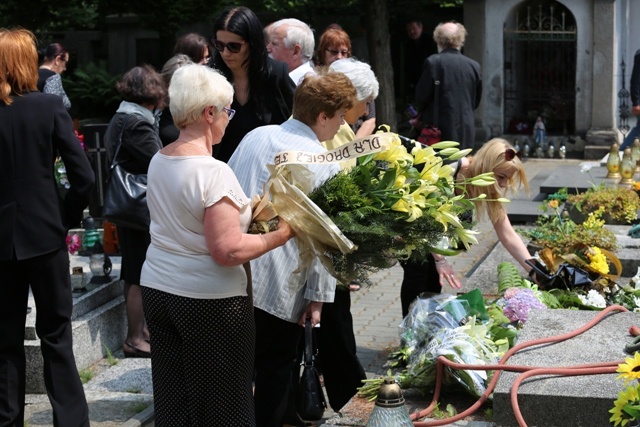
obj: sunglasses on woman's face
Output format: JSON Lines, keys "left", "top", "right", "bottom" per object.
{"left": 211, "top": 39, "right": 246, "bottom": 53}
{"left": 504, "top": 148, "right": 522, "bottom": 161}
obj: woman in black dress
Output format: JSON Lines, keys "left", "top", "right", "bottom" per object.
{"left": 211, "top": 6, "right": 296, "bottom": 162}
{"left": 104, "top": 65, "right": 167, "bottom": 358}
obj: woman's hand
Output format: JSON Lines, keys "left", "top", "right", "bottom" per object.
{"left": 434, "top": 257, "right": 462, "bottom": 289}
{"left": 276, "top": 216, "right": 296, "bottom": 241}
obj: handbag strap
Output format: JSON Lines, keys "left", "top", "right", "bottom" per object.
{"left": 108, "top": 114, "right": 133, "bottom": 172}
{"left": 433, "top": 54, "right": 442, "bottom": 128}
{"left": 302, "top": 318, "right": 314, "bottom": 366}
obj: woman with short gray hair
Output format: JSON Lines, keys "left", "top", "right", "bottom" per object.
{"left": 140, "top": 63, "right": 295, "bottom": 426}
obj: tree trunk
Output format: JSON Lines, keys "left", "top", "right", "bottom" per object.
{"left": 366, "top": 0, "right": 397, "bottom": 131}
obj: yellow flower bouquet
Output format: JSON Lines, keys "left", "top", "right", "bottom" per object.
{"left": 262, "top": 131, "right": 496, "bottom": 285}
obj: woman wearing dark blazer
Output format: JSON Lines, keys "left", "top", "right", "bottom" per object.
{"left": 103, "top": 65, "right": 166, "bottom": 358}
{"left": 211, "top": 6, "right": 296, "bottom": 163}
{"left": 0, "top": 28, "right": 94, "bottom": 427}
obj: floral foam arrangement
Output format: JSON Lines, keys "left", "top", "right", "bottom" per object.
{"left": 256, "top": 131, "right": 498, "bottom": 285}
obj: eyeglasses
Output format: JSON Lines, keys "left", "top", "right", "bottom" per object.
{"left": 326, "top": 48, "right": 350, "bottom": 57}
{"left": 200, "top": 56, "right": 212, "bottom": 65}
{"left": 504, "top": 148, "right": 522, "bottom": 161}
{"left": 211, "top": 39, "right": 246, "bottom": 53}
{"left": 222, "top": 107, "right": 235, "bottom": 120}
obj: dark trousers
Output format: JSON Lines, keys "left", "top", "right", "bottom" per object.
{"left": 254, "top": 307, "right": 303, "bottom": 427}
{"left": 316, "top": 288, "right": 366, "bottom": 412}
{"left": 0, "top": 247, "right": 89, "bottom": 427}
{"left": 141, "top": 288, "right": 255, "bottom": 426}
{"left": 400, "top": 255, "right": 441, "bottom": 318}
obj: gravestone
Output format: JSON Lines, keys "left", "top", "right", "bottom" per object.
{"left": 539, "top": 164, "right": 618, "bottom": 195}
{"left": 493, "top": 309, "right": 637, "bottom": 427}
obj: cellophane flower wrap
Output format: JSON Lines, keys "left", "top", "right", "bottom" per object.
{"left": 260, "top": 131, "right": 493, "bottom": 285}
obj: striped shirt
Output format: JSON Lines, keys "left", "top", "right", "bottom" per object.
{"left": 228, "top": 119, "right": 340, "bottom": 323}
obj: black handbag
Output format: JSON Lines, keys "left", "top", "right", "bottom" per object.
{"left": 296, "top": 318, "right": 326, "bottom": 421}
{"left": 102, "top": 115, "right": 152, "bottom": 231}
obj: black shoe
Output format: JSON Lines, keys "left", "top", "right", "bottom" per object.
{"left": 123, "top": 342, "right": 151, "bottom": 358}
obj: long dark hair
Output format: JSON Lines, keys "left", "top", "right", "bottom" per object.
{"left": 212, "top": 6, "right": 269, "bottom": 115}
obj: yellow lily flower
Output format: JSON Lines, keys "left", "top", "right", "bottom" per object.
{"left": 374, "top": 139, "right": 413, "bottom": 165}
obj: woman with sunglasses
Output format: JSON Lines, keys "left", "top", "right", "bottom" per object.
{"left": 37, "top": 42, "right": 71, "bottom": 110}
{"left": 211, "top": 6, "right": 296, "bottom": 163}
{"left": 400, "top": 138, "right": 534, "bottom": 317}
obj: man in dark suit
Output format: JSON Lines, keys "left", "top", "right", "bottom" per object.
{"left": 0, "top": 28, "right": 94, "bottom": 427}
{"left": 416, "top": 21, "right": 482, "bottom": 150}
{"left": 403, "top": 18, "right": 437, "bottom": 101}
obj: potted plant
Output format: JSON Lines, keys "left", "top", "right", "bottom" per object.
{"left": 520, "top": 194, "right": 618, "bottom": 255}
{"left": 565, "top": 185, "right": 640, "bottom": 225}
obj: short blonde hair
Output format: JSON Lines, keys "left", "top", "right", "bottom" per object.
{"left": 465, "top": 138, "right": 529, "bottom": 223}
{"left": 169, "top": 64, "right": 234, "bottom": 129}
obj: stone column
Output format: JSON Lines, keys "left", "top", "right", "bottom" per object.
{"left": 586, "top": 0, "right": 618, "bottom": 147}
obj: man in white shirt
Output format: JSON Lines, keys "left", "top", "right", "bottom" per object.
{"left": 267, "top": 18, "right": 317, "bottom": 86}
{"left": 228, "top": 72, "right": 356, "bottom": 427}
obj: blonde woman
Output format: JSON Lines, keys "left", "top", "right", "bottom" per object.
{"left": 401, "top": 138, "right": 533, "bottom": 316}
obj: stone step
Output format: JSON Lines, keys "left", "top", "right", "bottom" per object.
{"left": 583, "top": 144, "right": 611, "bottom": 160}
{"left": 25, "top": 256, "right": 126, "bottom": 394}
{"left": 493, "top": 309, "right": 635, "bottom": 427}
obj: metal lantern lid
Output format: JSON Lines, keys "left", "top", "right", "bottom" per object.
{"left": 375, "top": 377, "right": 405, "bottom": 408}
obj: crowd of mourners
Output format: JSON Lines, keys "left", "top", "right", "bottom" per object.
{"left": 1, "top": 6, "right": 539, "bottom": 427}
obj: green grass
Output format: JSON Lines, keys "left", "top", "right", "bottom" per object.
{"left": 79, "top": 368, "right": 94, "bottom": 384}
{"left": 125, "top": 386, "right": 142, "bottom": 394}
{"left": 131, "top": 402, "right": 150, "bottom": 414}
{"left": 104, "top": 345, "right": 118, "bottom": 366}
{"left": 483, "top": 407, "right": 494, "bottom": 421}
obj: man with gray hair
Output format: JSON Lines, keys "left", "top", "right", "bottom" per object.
{"left": 415, "top": 21, "right": 482, "bottom": 150}
{"left": 267, "top": 18, "right": 316, "bottom": 85}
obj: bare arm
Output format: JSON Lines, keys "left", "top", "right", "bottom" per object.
{"left": 204, "top": 197, "right": 295, "bottom": 267}
{"left": 354, "top": 117, "right": 376, "bottom": 139}
{"left": 492, "top": 213, "right": 533, "bottom": 273}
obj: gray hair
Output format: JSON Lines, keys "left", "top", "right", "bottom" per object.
{"left": 433, "top": 22, "right": 466, "bottom": 50}
{"left": 160, "top": 53, "right": 193, "bottom": 87}
{"left": 169, "top": 64, "right": 233, "bottom": 129}
{"left": 270, "top": 18, "right": 315, "bottom": 60}
{"left": 328, "top": 58, "right": 379, "bottom": 102}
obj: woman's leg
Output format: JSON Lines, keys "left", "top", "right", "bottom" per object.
{"left": 28, "top": 248, "right": 90, "bottom": 427}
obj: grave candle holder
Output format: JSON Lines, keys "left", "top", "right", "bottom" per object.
{"left": 606, "top": 143, "right": 621, "bottom": 179}
{"left": 632, "top": 137, "right": 640, "bottom": 173}
{"left": 620, "top": 147, "right": 635, "bottom": 186}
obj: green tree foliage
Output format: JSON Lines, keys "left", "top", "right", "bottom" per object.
{"left": 0, "top": 1, "right": 99, "bottom": 34}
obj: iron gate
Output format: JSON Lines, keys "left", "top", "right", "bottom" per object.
{"left": 503, "top": 1, "right": 577, "bottom": 136}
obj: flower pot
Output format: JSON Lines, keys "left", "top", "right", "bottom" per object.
{"left": 563, "top": 202, "right": 587, "bottom": 224}
{"left": 526, "top": 242, "right": 544, "bottom": 256}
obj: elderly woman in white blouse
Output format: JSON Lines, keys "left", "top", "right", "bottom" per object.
{"left": 140, "top": 64, "right": 295, "bottom": 427}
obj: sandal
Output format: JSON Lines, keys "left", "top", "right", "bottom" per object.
{"left": 123, "top": 341, "right": 151, "bottom": 358}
